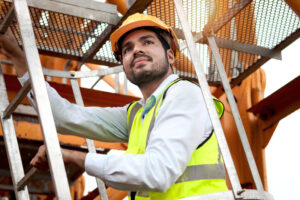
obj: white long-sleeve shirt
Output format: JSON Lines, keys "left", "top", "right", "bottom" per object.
{"left": 18, "top": 73, "right": 213, "bottom": 192}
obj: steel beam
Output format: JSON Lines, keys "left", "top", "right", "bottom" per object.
{"left": 79, "top": 24, "right": 115, "bottom": 66}
{"left": 3, "top": 79, "right": 31, "bottom": 119}
{"left": 37, "top": 48, "right": 118, "bottom": 67}
{"left": 43, "top": 66, "right": 123, "bottom": 79}
{"left": 14, "top": 105, "right": 37, "bottom": 116}
{"left": 91, "top": 76, "right": 104, "bottom": 89}
{"left": 231, "top": 28, "right": 300, "bottom": 86}
{"left": 0, "top": 5, "right": 15, "bottom": 34}
{"left": 3, "top": 74, "right": 139, "bottom": 108}
{"left": 0, "top": 59, "right": 13, "bottom": 65}
{"left": 17, "top": 167, "right": 38, "bottom": 191}
{"left": 114, "top": 73, "right": 120, "bottom": 93}
{"left": 123, "top": 75, "right": 128, "bottom": 95}
{"left": 176, "top": 28, "right": 281, "bottom": 60}
{"left": 214, "top": 37, "right": 282, "bottom": 60}
{"left": 4, "top": 0, "right": 120, "bottom": 25}
{"left": 50, "top": 0, "right": 117, "bottom": 13}
{"left": 248, "top": 76, "right": 300, "bottom": 131}
{"left": 203, "top": 0, "right": 252, "bottom": 34}
{"left": 0, "top": 184, "right": 51, "bottom": 194}
{"left": 176, "top": 27, "right": 281, "bottom": 60}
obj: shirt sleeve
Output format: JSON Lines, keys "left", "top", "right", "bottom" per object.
{"left": 18, "top": 72, "right": 129, "bottom": 142}
{"left": 85, "top": 81, "right": 213, "bottom": 192}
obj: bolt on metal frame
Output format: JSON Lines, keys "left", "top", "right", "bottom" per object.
{"left": 173, "top": 0, "right": 273, "bottom": 199}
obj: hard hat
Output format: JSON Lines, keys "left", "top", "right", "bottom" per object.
{"left": 110, "top": 13, "right": 179, "bottom": 61}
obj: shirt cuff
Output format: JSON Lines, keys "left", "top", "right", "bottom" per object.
{"left": 85, "top": 153, "right": 107, "bottom": 181}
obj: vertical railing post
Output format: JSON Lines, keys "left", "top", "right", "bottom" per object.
{"left": 70, "top": 78, "right": 108, "bottom": 200}
{"left": 13, "top": 0, "right": 72, "bottom": 198}
{"left": 207, "top": 35, "right": 264, "bottom": 191}
{"left": 173, "top": 0, "right": 243, "bottom": 197}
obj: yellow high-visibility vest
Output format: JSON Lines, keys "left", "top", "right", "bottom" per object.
{"left": 126, "top": 79, "right": 228, "bottom": 200}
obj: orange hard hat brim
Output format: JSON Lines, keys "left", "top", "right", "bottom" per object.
{"left": 111, "top": 20, "right": 172, "bottom": 51}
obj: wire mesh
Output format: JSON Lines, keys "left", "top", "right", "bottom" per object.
{"left": 0, "top": 0, "right": 299, "bottom": 84}
{"left": 0, "top": 1, "right": 119, "bottom": 66}
{"left": 146, "top": 0, "right": 300, "bottom": 85}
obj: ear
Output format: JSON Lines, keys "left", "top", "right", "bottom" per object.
{"left": 166, "top": 49, "right": 175, "bottom": 65}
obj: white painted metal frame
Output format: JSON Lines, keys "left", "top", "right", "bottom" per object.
{"left": 173, "top": 0, "right": 273, "bottom": 199}
{"left": 43, "top": 66, "right": 123, "bottom": 79}
{"left": 178, "top": 31, "right": 282, "bottom": 60}
{"left": 70, "top": 78, "right": 108, "bottom": 200}
{"left": 4, "top": 0, "right": 120, "bottom": 25}
{"left": 173, "top": 0, "right": 242, "bottom": 197}
{"left": 40, "top": 64, "right": 126, "bottom": 199}
{"left": 207, "top": 36, "right": 264, "bottom": 191}
{"left": 0, "top": 66, "right": 30, "bottom": 200}
{"left": 12, "top": 0, "right": 72, "bottom": 199}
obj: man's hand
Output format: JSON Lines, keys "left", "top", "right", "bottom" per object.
{"left": 0, "top": 28, "right": 27, "bottom": 76}
{"left": 30, "top": 145, "right": 49, "bottom": 170}
{"left": 30, "top": 144, "right": 87, "bottom": 170}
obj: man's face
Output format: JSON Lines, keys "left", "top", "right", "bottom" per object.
{"left": 121, "top": 29, "right": 174, "bottom": 86}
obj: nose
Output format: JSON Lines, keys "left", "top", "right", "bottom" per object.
{"left": 132, "top": 43, "right": 144, "bottom": 55}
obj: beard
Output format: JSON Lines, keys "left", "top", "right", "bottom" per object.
{"left": 126, "top": 53, "right": 169, "bottom": 87}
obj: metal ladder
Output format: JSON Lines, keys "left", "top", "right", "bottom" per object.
{"left": 173, "top": 0, "right": 273, "bottom": 199}
{"left": 42, "top": 65, "right": 125, "bottom": 199}
{"left": 0, "top": 0, "right": 109, "bottom": 199}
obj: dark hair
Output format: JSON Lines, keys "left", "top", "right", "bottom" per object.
{"left": 115, "top": 26, "right": 172, "bottom": 61}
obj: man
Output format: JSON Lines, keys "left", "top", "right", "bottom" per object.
{"left": 0, "top": 13, "right": 227, "bottom": 199}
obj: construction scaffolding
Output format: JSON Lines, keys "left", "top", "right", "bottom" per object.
{"left": 0, "top": 0, "right": 299, "bottom": 199}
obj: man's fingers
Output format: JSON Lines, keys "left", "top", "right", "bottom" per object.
{"left": 30, "top": 145, "right": 49, "bottom": 170}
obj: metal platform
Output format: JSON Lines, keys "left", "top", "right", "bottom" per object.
{"left": 0, "top": 0, "right": 299, "bottom": 85}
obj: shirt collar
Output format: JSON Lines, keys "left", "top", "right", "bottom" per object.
{"left": 141, "top": 74, "right": 179, "bottom": 105}
{"left": 140, "top": 74, "right": 179, "bottom": 118}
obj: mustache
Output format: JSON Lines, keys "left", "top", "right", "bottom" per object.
{"left": 130, "top": 54, "right": 153, "bottom": 68}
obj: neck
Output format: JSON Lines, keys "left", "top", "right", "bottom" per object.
{"left": 139, "top": 70, "right": 172, "bottom": 100}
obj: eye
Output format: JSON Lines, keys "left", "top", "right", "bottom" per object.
{"left": 143, "top": 40, "right": 153, "bottom": 45}
{"left": 122, "top": 47, "right": 132, "bottom": 55}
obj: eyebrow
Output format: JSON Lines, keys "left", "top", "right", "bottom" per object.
{"left": 122, "top": 35, "right": 156, "bottom": 50}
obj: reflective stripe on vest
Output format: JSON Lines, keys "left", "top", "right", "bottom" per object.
{"left": 126, "top": 79, "right": 228, "bottom": 200}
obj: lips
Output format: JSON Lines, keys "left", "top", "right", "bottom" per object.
{"left": 130, "top": 55, "right": 153, "bottom": 68}
{"left": 133, "top": 57, "right": 148, "bottom": 67}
